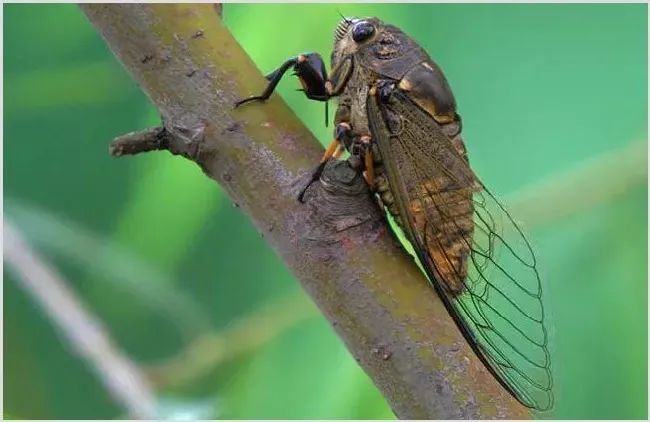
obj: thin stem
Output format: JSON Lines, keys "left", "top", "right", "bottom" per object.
{"left": 4, "top": 219, "right": 159, "bottom": 420}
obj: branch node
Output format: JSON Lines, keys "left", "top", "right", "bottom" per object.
{"left": 301, "top": 160, "right": 381, "bottom": 242}
{"left": 165, "top": 119, "right": 207, "bottom": 160}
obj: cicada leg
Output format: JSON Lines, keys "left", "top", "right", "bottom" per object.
{"left": 235, "top": 53, "right": 329, "bottom": 107}
{"left": 297, "top": 122, "right": 352, "bottom": 203}
{"left": 360, "top": 135, "right": 376, "bottom": 189}
{"left": 234, "top": 53, "right": 352, "bottom": 106}
{"left": 332, "top": 144, "right": 345, "bottom": 159}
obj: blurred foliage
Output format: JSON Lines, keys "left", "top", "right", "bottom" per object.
{"left": 3, "top": 3, "right": 648, "bottom": 420}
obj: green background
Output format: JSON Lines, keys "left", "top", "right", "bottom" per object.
{"left": 3, "top": 3, "right": 647, "bottom": 420}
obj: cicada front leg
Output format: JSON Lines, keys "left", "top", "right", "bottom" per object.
{"left": 234, "top": 53, "right": 330, "bottom": 106}
{"left": 234, "top": 52, "right": 353, "bottom": 125}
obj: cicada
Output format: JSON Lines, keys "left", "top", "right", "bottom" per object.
{"left": 235, "top": 16, "right": 554, "bottom": 411}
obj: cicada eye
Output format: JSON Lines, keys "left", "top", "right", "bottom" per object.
{"left": 351, "top": 21, "right": 375, "bottom": 43}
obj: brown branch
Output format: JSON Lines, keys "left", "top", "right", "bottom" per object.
{"left": 109, "top": 126, "right": 168, "bottom": 156}
{"left": 80, "top": 4, "right": 529, "bottom": 419}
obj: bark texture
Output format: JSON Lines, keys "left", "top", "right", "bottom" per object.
{"left": 80, "top": 4, "right": 530, "bottom": 419}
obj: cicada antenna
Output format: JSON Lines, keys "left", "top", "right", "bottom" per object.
{"left": 336, "top": 8, "right": 353, "bottom": 25}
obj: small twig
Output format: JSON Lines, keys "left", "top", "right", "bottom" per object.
{"left": 507, "top": 140, "right": 647, "bottom": 228}
{"left": 3, "top": 219, "right": 159, "bottom": 419}
{"left": 146, "top": 291, "right": 317, "bottom": 388}
{"left": 109, "top": 126, "right": 169, "bottom": 157}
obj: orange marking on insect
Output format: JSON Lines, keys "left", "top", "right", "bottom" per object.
{"left": 333, "top": 145, "right": 344, "bottom": 159}
{"left": 398, "top": 79, "right": 412, "bottom": 91}
{"left": 379, "top": 46, "right": 398, "bottom": 57}
{"left": 297, "top": 54, "right": 306, "bottom": 63}
{"left": 406, "top": 180, "right": 473, "bottom": 296}
{"left": 421, "top": 61, "right": 434, "bottom": 71}
{"left": 427, "top": 238, "right": 466, "bottom": 295}
{"left": 433, "top": 113, "right": 456, "bottom": 124}
{"left": 325, "top": 81, "right": 334, "bottom": 95}
{"left": 321, "top": 140, "right": 341, "bottom": 163}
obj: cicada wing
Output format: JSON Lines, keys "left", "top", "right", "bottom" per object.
{"left": 366, "top": 86, "right": 554, "bottom": 411}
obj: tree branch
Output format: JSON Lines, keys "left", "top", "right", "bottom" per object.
{"left": 80, "top": 4, "right": 529, "bottom": 419}
{"left": 109, "top": 126, "right": 169, "bottom": 156}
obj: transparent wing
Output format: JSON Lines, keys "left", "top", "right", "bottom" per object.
{"left": 367, "top": 87, "right": 554, "bottom": 411}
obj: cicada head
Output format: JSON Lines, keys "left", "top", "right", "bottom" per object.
{"left": 332, "top": 16, "right": 382, "bottom": 46}
{"left": 331, "top": 16, "right": 382, "bottom": 65}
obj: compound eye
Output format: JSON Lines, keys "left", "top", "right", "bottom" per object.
{"left": 351, "top": 21, "right": 375, "bottom": 43}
